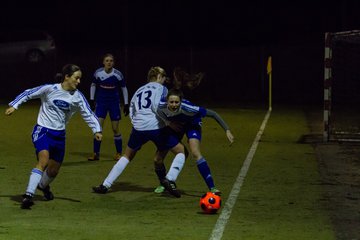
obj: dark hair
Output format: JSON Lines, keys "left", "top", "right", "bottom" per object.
{"left": 103, "top": 53, "right": 114, "bottom": 60}
{"left": 167, "top": 88, "right": 184, "bottom": 101}
{"left": 172, "top": 67, "right": 204, "bottom": 90}
{"left": 54, "top": 64, "right": 81, "bottom": 82}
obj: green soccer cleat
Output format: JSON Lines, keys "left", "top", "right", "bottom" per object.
{"left": 210, "top": 187, "right": 222, "bottom": 196}
{"left": 154, "top": 185, "right": 165, "bottom": 193}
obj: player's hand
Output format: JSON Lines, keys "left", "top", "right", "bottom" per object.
{"left": 226, "top": 130, "right": 234, "bottom": 146}
{"left": 5, "top": 107, "right": 15, "bottom": 116}
{"left": 123, "top": 104, "right": 129, "bottom": 116}
{"left": 94, "top": 132, "right": 102, "bottom": 141}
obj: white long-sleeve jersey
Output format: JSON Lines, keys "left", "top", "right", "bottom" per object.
{"left": 129, "top": 82, "right": 168, "bottom": 131}
{"left": 9, "top": 83, "right": 101, "bottom": 134}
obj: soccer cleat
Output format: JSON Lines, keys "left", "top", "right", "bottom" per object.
{"left": 210, "top": 187, "right": 222, "bottom": 196}
{"left": 21, "top": 194, "right": 34, "bottom": 209}
{"left": 88, "top": 153, "right": 100, "bottom": 161}
{"left": 92, "top": 184, "right": 108, "bottom": 194}
{"left": 113, "top": 153, "right": 121, "bottom": 161}
{"left": 161, "top": 178, "right": 181, "bottom": 198}
{"left": 37, "top": 185, "right": 54, "bottom": 201}
{"left": 154, "top": 185, "right": 165, "bottom": 193}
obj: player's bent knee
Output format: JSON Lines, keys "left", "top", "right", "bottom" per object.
{"left": 47, "top": 168, "right": 59, "bottom": 177}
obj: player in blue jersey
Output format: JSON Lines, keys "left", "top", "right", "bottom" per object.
{"left": 154, "top": 88, "right": 234, "bottom": 195}
{"left": 5, "top": 64, "right": 102, "bottom": 209}
{"left": 88, "top": 53, "right": 129, "bottom": 161}
{"left": 92, "top": 66, "right": 185, "bottom": 198}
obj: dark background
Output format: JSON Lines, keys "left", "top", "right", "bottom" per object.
{"left": 2, "top": 0, "right": 360, "bottom": 106}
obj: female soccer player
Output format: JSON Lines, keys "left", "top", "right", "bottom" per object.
{"left": 154, "top": 88, "right": 234, "bottom": 195}
{"left": 88, "top": 53, "right": 129, "bottom": 161}
{"left": 5, "top": 64, "right": 102, "bottom": 209}
{"left": 92, "top": 66, "right": 185, "bottom": 198}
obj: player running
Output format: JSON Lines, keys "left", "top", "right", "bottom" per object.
{"left": 88, "top": 53, "right": 129, "bottom": 161}
{"left": 92, "top": 66, "right": 185, "bottom": 198}
{"left": 153, "top": 88, "right": 234, "bottom": 195}
{"left": 5, "top": 64, "right": 102, "bottom": 209}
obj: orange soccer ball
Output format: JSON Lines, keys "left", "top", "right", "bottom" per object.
{"left": 199, "top": 192, "right": 221, "bottom": 214}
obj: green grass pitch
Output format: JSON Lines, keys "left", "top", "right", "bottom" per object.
{"left": 0, "top": 103, "right": 335, "bottom": 239}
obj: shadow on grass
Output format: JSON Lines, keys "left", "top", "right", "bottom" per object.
{"left": 3, "top": 194, "right": 81, "bottom": 203}
{"left": 62, "top": 151, "right": 116, "bottom": 166}
{"left": 106, "top": 182, "right": 155, "bottom": 193}
{"left": 91, "top": 181, "right": 203, "bottom": 199}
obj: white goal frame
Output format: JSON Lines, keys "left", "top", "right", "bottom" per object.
{"left": 323, "top": 30, "right": 360, "bottom": 142}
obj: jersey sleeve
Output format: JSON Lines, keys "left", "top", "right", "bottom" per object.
{"left": 90, "top": 83, "right": 96, "bottom": 100}
{"left": 121, "top": 86, "right": 129, "bottom": 105}
{"left": 180, "top": 99, "right": 202, "bottom": 117}
{"left": 9, "top": 84, "right": 51, "bottom": 109}
{"left": 205, "top": 108, "right": 230, "bottom": 131}
{"left": 76, "top": 91, "right": 102, "bottom": 134}
{"left": 151, "top": 85, "right": 168, "bottom": 114}
{"left": 116, "top": 70, "right": 126, "bottom": 87}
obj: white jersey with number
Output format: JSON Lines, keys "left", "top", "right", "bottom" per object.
{"left": 129, "top": 82, "right": 168, "bottom": 131}
{"left": 9, "top": 83, "right": 101, "bottom": 133}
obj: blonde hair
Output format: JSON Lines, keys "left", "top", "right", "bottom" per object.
{"left": 147, "top": 66, "right": 167, "bottom": 82}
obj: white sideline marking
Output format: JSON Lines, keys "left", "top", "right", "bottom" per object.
{"left": 209, "top": 109, "right": 272, "bottom": 240}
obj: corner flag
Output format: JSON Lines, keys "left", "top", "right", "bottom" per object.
{"left": 267, "top": 56, "right": 272, "bottom": 74}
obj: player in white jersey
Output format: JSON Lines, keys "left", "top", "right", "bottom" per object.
{"left": 154, "top": 88, "right": 234, "bottom": 195}
{"left": 92, "top": 66, "right": 185, "bottom": 197}
{"left": 5, "top": 64, "right": 102, "bottom": 209}
{"left": 88, "top": 53, "right": 129, "bottom": 161}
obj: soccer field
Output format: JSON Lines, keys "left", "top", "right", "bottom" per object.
{"left": 0, "top": 104, "right": 335, "bottom": 240}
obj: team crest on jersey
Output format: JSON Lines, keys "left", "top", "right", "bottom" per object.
{"left": 53, "top": 99, "right": 70, "bottom": 111}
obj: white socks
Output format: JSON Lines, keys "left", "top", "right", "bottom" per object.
{"left": 103, "top": 156, "right": 130, "bottom": 188}
{"left": 166, "top": 153, "right": 185, "bottom": 181}
{"left": 25, "top": 168, "right": 43, "bottom": 196}
{"left": 38, "top": 170, "right": 54, "bottom": 189}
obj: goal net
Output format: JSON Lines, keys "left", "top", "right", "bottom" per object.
{"left": 324, "top": 30, "right": 360, "bottom": 141}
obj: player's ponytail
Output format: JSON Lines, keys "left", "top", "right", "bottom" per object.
{"left": 172, "top": 67, "right": 204, "bottom": 90}
{"left": 54, "top": 73, "right": 63, "bottom": 82}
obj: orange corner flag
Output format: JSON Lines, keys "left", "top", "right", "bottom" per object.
{"left": 267, "top": 56, "right": 272, "bottom": 74}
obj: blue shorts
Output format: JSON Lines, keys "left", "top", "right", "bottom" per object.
{"left": 173, "top": 120, "right": 202, "bottom": 141}
{"left": 127, "top": 127, "right": 180, "bottom": 152}
{"left": 32, "top": 125, "right": 66, "bottom": 163}
{"left": 95, "top": 101, "right": 121, "bottom": 121}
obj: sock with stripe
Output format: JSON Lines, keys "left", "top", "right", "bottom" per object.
{"left": 166, "top": 153, "right": 185, "bottom": 182}
{"left": 196, "top": 158, "right": 215, "bottom": 189}
{"left": 114, "top": 134, "right": 123, "bottom": 154}
{"left": 25, "top": 168, "right": 43, "bottom": 196}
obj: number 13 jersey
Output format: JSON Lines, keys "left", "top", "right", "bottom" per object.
{"left": 129, "top": 82, "right": 168, "bottom": 131}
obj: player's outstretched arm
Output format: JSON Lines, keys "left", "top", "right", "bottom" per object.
{"left": 5, "top": 107, "right": 16, "bottom": 116}
{"left": 206, "top": 108, "right": 234, "bottom": 145}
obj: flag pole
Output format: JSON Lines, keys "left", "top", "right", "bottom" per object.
{"left": 267, "top": 56, "right": 272, "bottom": 111}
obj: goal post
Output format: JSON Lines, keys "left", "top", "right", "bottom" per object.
{"left": 323, "top": 30, "right": 360, "bottom": 142}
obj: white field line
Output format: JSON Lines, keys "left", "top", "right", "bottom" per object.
{"left": 209, "top": 109, "right": 272, "bottom": 240}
